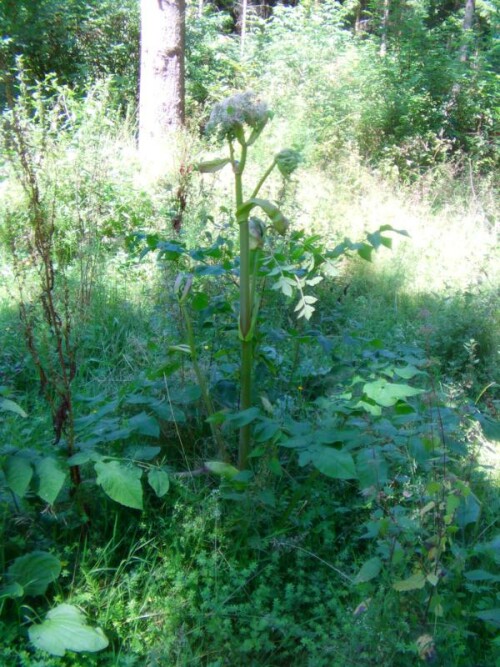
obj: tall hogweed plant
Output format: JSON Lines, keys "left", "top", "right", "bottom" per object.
{"left": 139, "top": 92, "right": 406, "bottom": 471}
{"left": 201, "top": 92, "right": 299, "bottom": 468}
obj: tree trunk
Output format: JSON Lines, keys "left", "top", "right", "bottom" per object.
{"left": 139, "top": 0, "right": 185, "bottom": 175}
{"left": 459, "top": 0, "right": 475, "bottom": 62}
{"left": 240, "top": 0, "right": 248, "bottom": 56}
{"left": 380, "top": 0, "right": 390, "bottom": 56}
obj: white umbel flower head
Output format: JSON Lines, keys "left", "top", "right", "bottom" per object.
{"left": 206, "top": 92, "right": 271, "bottom": 143}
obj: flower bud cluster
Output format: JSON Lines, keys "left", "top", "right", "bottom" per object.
{"left": 207, "top": 92, "right": 270, "bottom": 142}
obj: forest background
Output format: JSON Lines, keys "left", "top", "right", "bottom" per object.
{"left": 0, "top": 0, "right": 498, "bottom": 665}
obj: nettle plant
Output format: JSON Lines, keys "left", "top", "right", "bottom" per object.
{"left": 0, "top": 399, "right": 109, "bottom": 658}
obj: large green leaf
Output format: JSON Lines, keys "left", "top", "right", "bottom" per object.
{"left": 394, "top": 365, "right": 424, "bottom": 380}
{"left": 95, "top": 461, "right": 143, "bottom": 510}
{"left": 363, "top": 379, "right": 424, "bottom": 407}
{"left": 130, "top": 446, "right": 161, "bottom": 462}
{"left": 225, "top": 407, "right": 261, "bottom": 428}
{"left": 128, "top": 412, "right": 160, "bottom": 438}
{"left": 307, "top": 446, "right": 357, "bottom": 480}
{"left": 354, "top": 557, "right": 382, "bottom": 584}
{"left": 393, "top": 572, "right": 426, "bottom": 591}
{"left": 4, "top": 455, "right": 33, "bottom": 497}
{"left": 456, "top": 492, "right": 481, "bottom": 528}
{"left": 8, "top": 551, "right": 61, "bottom": 596}
{"left": 36, "top": 458, "right": 66, "bottom": 505}
{"left": 29, "top": 604, "right": 109, "bottom": 657}
{"left": 148, "top": 469, "right": 170, "bottom": 497}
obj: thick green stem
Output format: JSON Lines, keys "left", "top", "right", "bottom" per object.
{"left": 233, "top": 141, "right": 253, "bottom": 469}
{"left": 238, "top": 338, "right": 253, "bottom": 469}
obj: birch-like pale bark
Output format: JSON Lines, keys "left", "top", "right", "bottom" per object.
{"left": 139, "top": 0, "right": 185, "bottom": 175}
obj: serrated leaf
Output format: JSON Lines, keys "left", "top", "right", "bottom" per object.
{"left": 226, "top": 407, "right": 260, "bottom": 428}
{"left": 4, "top": 455, "right": 33, "bottom": 497}
{"left": 308, "top": 446, "right": 357, "bottom": 479}
{"left": 272, "top": 276, "right": 294, "bottom": 297}
{"left": 363, "top": 379, "right": 424, "bottom": 407}
{"left": 254, "top": 419, "right": 280, "bottom": 442}
{"left": 295, "top": 299, "right": 316, "bottom": 320}
{"left": 393, "top": 572, "right": 426, "bottom": 591}
{"left": 128, "top": 412, "right": 160, "bottom": 438}
{"left": 95, "top": 461, "right": 143, "bottom": 510}
{"left": 8, "top": 551, "right": 61, "bottom": 596}
{"left": 29, "top": 604, "right": 109, "bottom": 656}
{"left": 306, "top": 276, "right": 323, "bottom": 287}
{"left": 148, "top": 469, "right": 170, "bottom": 497}
{"left": 36, "top": 458, "right": 66, "bottom": 505}
{"left": 355, "top": 557, "right": 382, "bottom": 584}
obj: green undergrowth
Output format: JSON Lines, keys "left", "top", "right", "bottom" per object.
{"left": 0, "top": 77, "right": 498, "bottom": 666}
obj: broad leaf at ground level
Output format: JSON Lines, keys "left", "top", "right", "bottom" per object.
{"left": 29, "top": 604, "right": 109, "bottom": 656}
{"left": 306, "top": 446, "right": 357, "bottom": 480}
{"left": 363, "top": 379, "right": 424, "bottom": 407}
{"left": 95, "top": 461, "right": 143, "bottom": 510}
{"left": 8, "top": 551, "right": 61, "bottom": 596}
